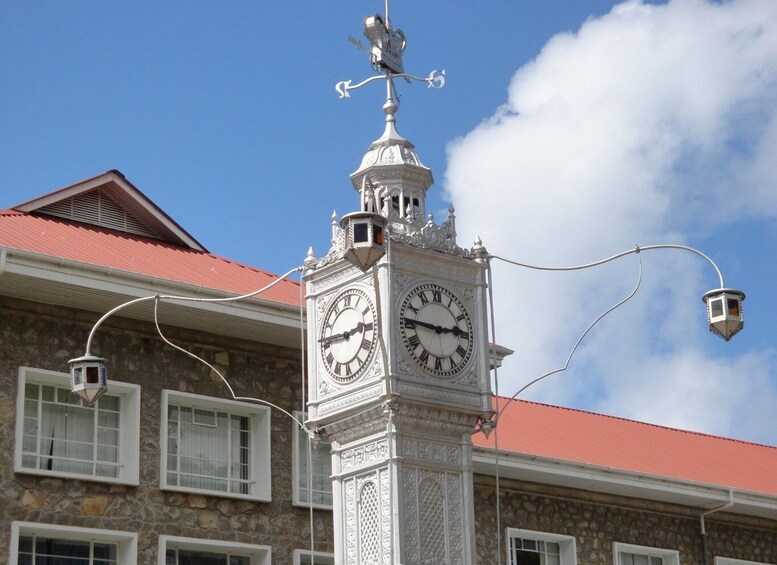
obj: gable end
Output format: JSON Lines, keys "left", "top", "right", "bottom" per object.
{"left": 36, "top": 188, "right": 161, "bottom": 240}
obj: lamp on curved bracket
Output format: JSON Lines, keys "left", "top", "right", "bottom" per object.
{"left": 702, "top": 288, "right": 745, "bottom": 341}
{"left": 68, "top": 354, "right": 108, "bottom": 404}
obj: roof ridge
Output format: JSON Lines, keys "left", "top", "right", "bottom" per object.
{"left": 497, "top": 395, "right": 777, "bottom": 450}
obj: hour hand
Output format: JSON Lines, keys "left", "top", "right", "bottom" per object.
{"left": 319, "top": 332, "right": 348, "bottom": 344}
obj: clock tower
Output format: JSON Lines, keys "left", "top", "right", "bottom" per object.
{"left": 303, "top": 9, "right": 493, "bottom": 564}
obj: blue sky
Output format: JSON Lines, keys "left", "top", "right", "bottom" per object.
{"left": 2, "top": 1, "right": 775, "bottom": 444}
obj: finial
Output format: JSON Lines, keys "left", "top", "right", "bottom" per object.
{"left": 472, "top": 236, "right": 489, "bottom": 264}
{"left": 304, "top": 247, "right": 318, "bottom": 270}
{"left": 331, "top": 211, "right": 340, "bottom": 244}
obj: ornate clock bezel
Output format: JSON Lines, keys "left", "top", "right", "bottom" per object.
{"left": 319, "top": 287, "right": 378, "bottom": 383}
{"left": 398, "top": 283, "right": 474, "bottom": 378}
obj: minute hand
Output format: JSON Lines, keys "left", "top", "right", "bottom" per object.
{"left": 403, "top": 317, "right": 462, "bottom": 335}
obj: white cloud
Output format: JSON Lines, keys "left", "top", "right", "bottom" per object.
{"left": 445, "top": 0, "right": 777, "bottom": 443}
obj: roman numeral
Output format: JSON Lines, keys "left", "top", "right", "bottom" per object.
{"left": 434, "top": 357, "right": 443, "bottom": 371}
{"left": 361, "top": 337, "right": 372, "bottom": 350}
{"left": 419, "top": 292, "right": 429, "bottom": 305}
{"left": 458, "top": 331, "right": 469, "bottom": 340}
{"left": 456, "top": 345, "right": 467, "bottom": 359}
{"left": 343, "top": 294, "right": 352, "bottom": 307}
{"left": 431, "top": 290, "right": 442, "bottom": 303}
{"left": 419, "top": 350, "right": 430, "bottom": 364}
{"left": 326, "top": 352, "right": 334, "bottom": 366}
{"left": 334, "top": 362, "right": 343, "bottom": 376}
{"left": 456, "top": 314, "right": 466, "bottom": 321}
{"left": 408, "top": 334, "right": 420, "bottom": 348}
{"left": 407, "top": 304, "right": 419, "bottom": 315}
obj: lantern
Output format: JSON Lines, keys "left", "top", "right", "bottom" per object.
{"left": 68, "top": 354, "right": 108, "bottom": 404}
{"left": 340, "top": 211, "right": 387, "bottom": 271}
{"left": 478, "top": 414, "right": 496, "bottom": 439}
{"left": 702, "top": 288, "right": 745, "bottom": 341}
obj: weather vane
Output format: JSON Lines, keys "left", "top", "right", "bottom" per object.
{"left": 335, "top": 3, "right": 445, "bottom": 102}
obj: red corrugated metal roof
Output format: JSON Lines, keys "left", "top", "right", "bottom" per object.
{"left": 3, "top": 206, "right": 775, "bottom": 498}
{"left": 474, "top": 397, "right": 777, "bottom": 497}
{"left": 0, "top": 210, "right": 302, "bottom": 307}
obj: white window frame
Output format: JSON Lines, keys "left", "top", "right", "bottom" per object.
{"left": 14, "top": 366, "right": 140, "bottom": 485}
{"left": 506, "top": 528, "right": 577, "bottom": 564}
{"left": 614, "top": 542, "right": 680, "bottom": 565}
{"left": 159, "top": 535, "right": 270, "bottom": 565}
{"left": 716, "top": 559, "right": 775, "bottom": 565}
{"left": 10, "top": 521, "right": 137, "bottom": 565}
{"left": 292, "top": 410, "right": 333, "bottom": 509}
{"left": 293, "top": 549, "right": 335, "bottom": 564}
{"left": 160, "top": 390, "right": 271, "bottom": 501}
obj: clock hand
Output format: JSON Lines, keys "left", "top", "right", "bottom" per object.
{"left": 318, "top": 333, "right": 349, "bottom": 344}
{"left": 319, "top": 322, "right": 371, "bottom": 344}
{"left": 403, "top": 317, "right": 459, "bottom": 335}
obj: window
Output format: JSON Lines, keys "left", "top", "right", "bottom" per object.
{"left": 159, "top": 536, "right": 270, "bottom": 565}
{"left": 161, "top": 390, "right": 271, "bottom": 501}
{"left": 10, "top": 521, "right": 137, "bottom": 565}
{"left": 507, "top": 529, "right": 576, "bottom": 565}
{"left": 613, "top": 543, "right": 679, "bottom": 565}
{"left": 293, "top": 550, "right": 335, "bottom": 565}
{"left": 14, "top": 367, "right": 140, "bottom": 485}
{"left": 292, "top": 411, "right": 332, "bottom": 508}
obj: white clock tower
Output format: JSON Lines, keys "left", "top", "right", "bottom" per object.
{"left": 304, "top": 9, "right": 493, "bottom": 564}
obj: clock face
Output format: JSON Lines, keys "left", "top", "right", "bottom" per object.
{"left": 399, "top": 283, "right": 473, "bottom": 377}
{"left": 319, "top": 288, "right": 378, "bottom": 382}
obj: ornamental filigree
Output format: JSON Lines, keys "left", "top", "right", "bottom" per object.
{"left": 388, "top": 206, "right": 470, "bottom": 257}
{"left": 308, "top": 202, "right": 471, "bottom": 272}
{"left": 341, "top": 439, "right": 389, "bottom": 471}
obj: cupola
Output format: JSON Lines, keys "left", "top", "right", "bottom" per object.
{"left": 350, "top": 96, "right": 433, "bottom": 222}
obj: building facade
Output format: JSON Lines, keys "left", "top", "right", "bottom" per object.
{"left": 1, "top": 172, "right": 776, "bottom": 564}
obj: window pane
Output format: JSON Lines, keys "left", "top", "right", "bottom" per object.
{"left": 22, "top": 384, "right": 121, "bottom": 479}
{"left": 510, "top": 536, "right": 564, "bottom": 565}
{"left": 511, "top": 549, "right": 542, "bottom": 564}
{"left": 25, "top": 383, "right": 39, "bottom": 400}
{"left": 167, "top": 404, "right": 252, "bottom": 495}
{"left": 22, "top": 536, "right": 119, "bottom": 564}
{"left": 296, "top": 413, "right": 333, "bottom": 506}
{"left": 99, "top": 395, "right": 119, "bottom": 411}
{"left": 168, "top": 548, "right": 249, "bottom": 565}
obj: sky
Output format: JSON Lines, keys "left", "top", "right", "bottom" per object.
{"left": 2, "top": 1, "right": 775, "bottom": 445}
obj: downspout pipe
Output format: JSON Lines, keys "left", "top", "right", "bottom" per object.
{"left": 701, "top": 489, "right": 735, "bottom": 565}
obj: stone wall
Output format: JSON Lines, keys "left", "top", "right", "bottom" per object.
{"left": 0, "top": 297, "right": 334, "bottom": 564}
{"left": 474, "top": 475, "right": 777, "bottom": 564}
{"left": 3, "top": 297, "right": 776, "bottom": 564}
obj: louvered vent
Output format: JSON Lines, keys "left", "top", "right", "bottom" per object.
{"left": 37, "top": 189, "right": 160, "bottom": 239}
